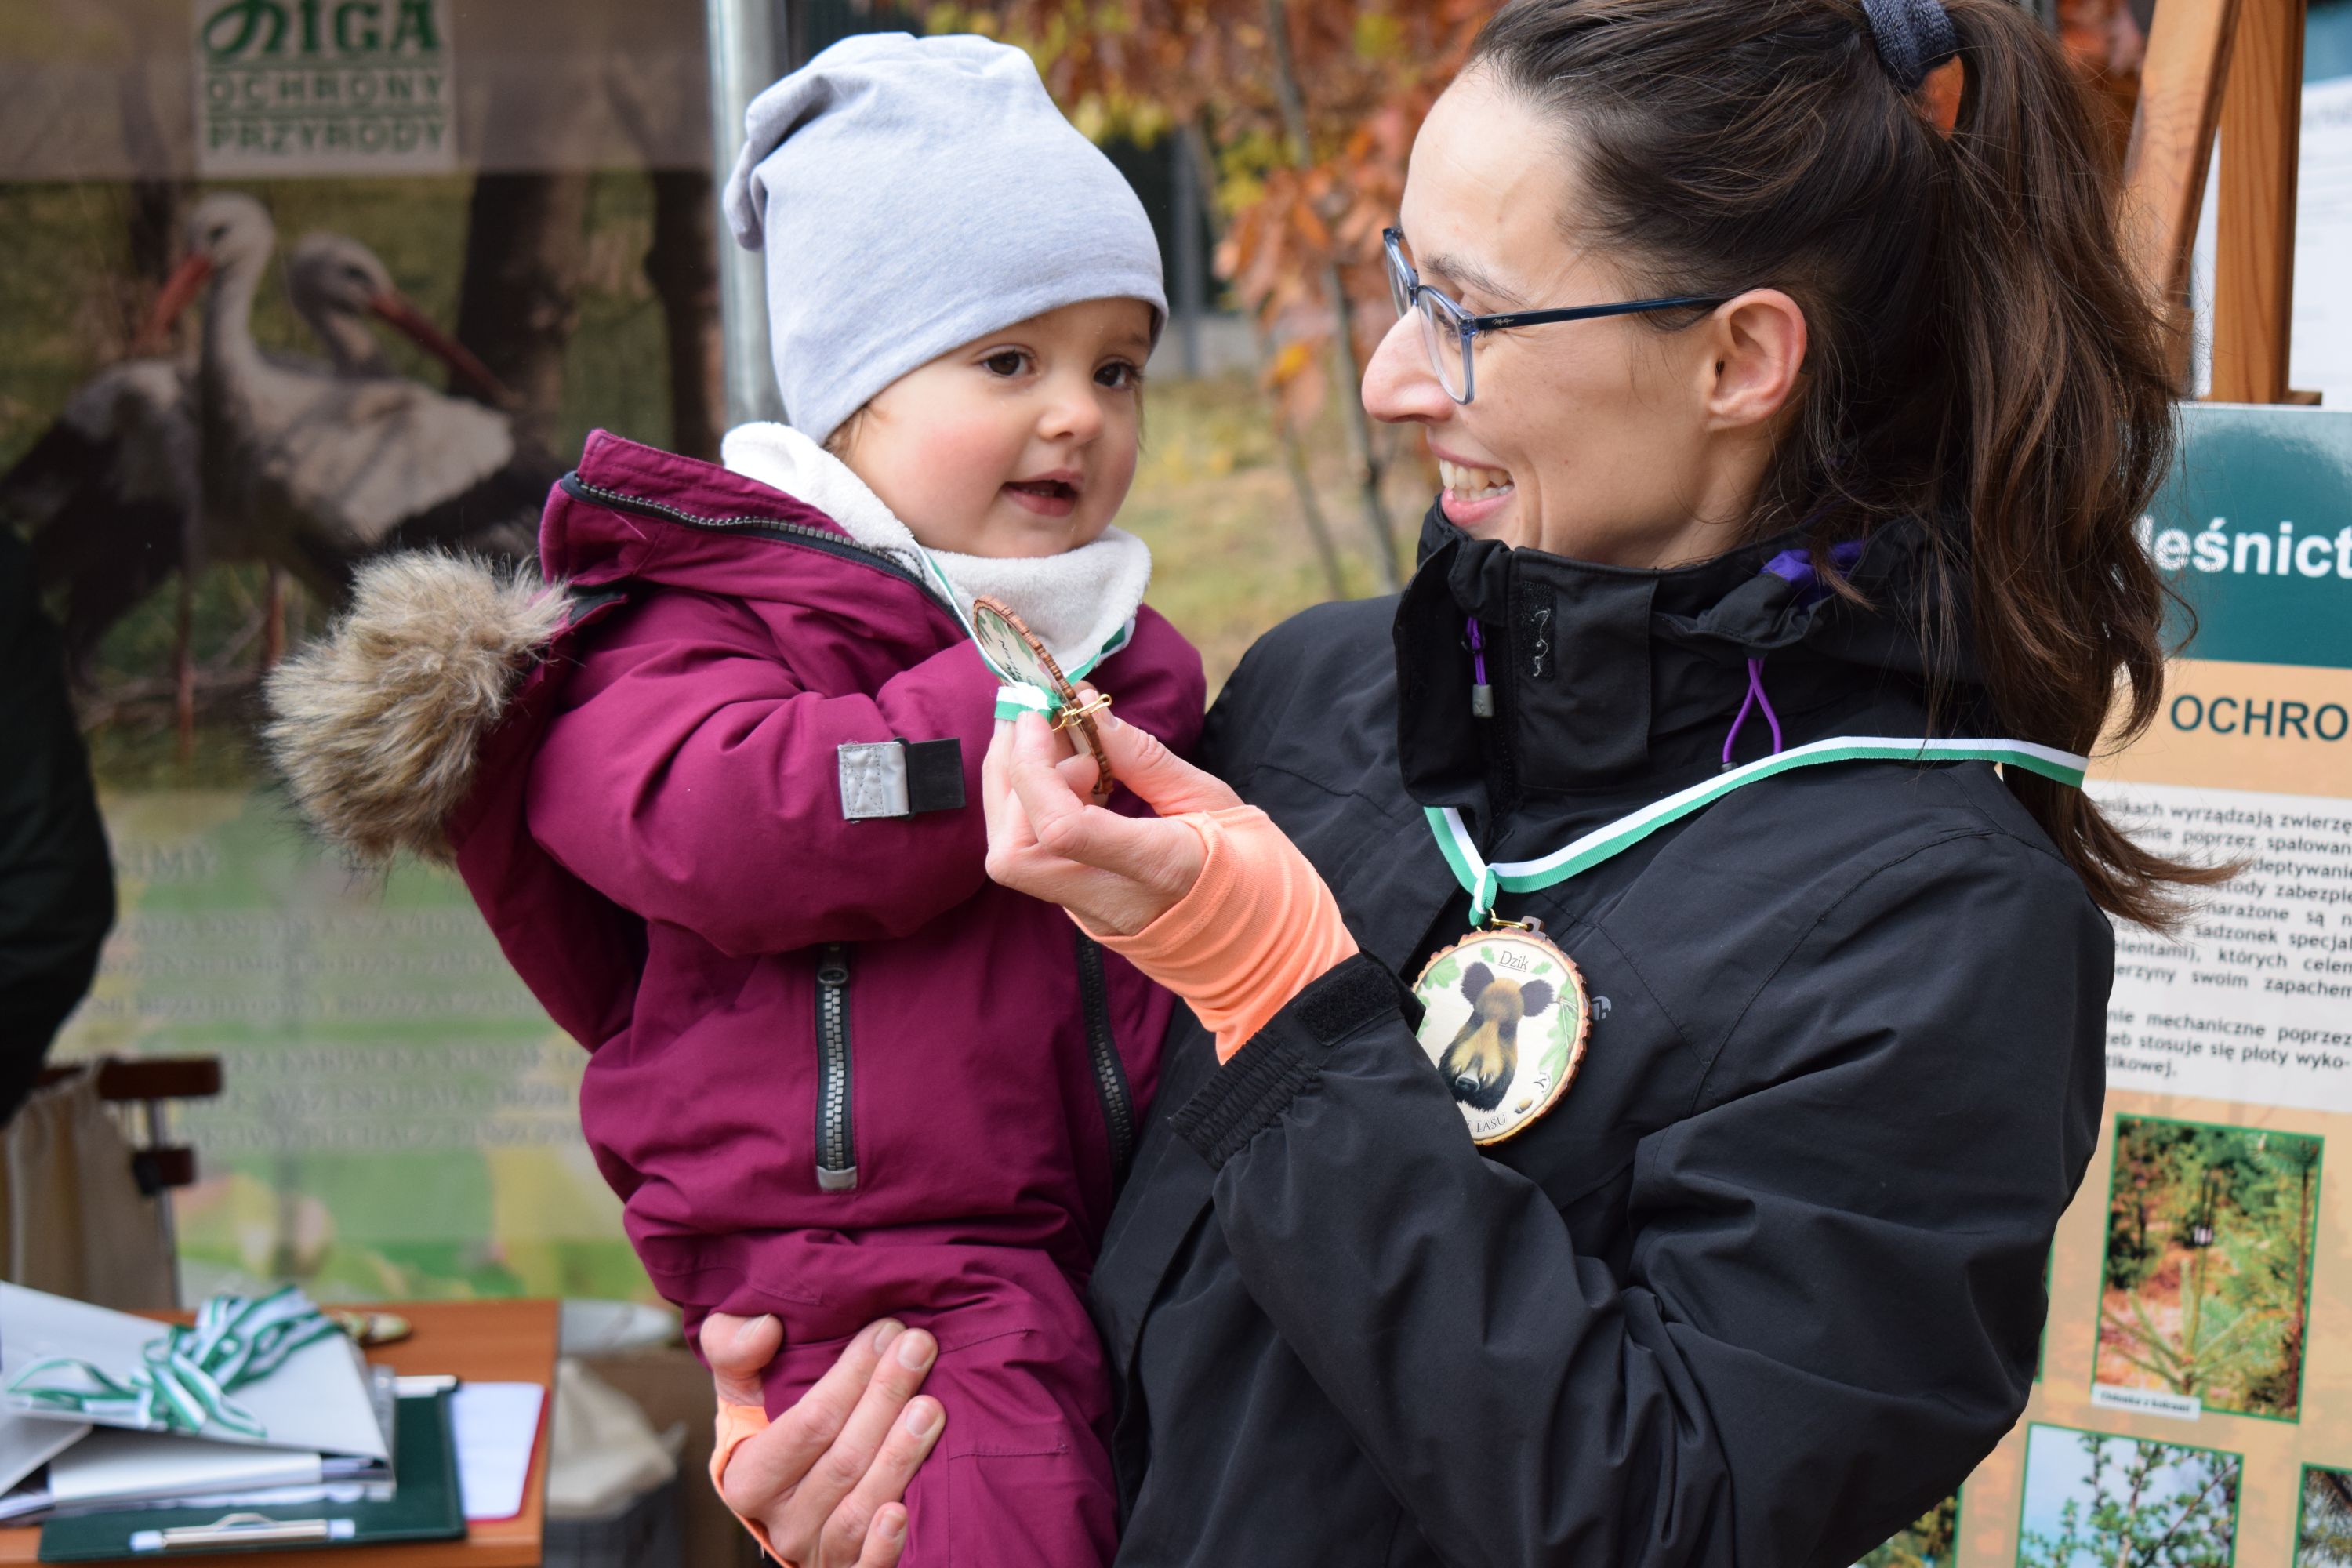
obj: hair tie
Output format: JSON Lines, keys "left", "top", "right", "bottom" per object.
{"left": 1858, "top": 0, "right": 1959, "bottom": 93}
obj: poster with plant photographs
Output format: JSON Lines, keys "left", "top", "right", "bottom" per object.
{"left": 1913, "top": 409, "right": 2352, "bottom": 1566}
{"left": 2095, "top": 1116, "right": 2324, "bottom": 1421}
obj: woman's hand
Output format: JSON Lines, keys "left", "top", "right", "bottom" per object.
{"left": 700, "top": 1312, "right": 946, "bottom": 1568}
{"left": 982, "top": 705, "right": 1242, "bottom": 935}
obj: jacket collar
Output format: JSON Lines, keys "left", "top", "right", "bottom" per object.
{"left": 1392, "top": 502, "right": 1969, "bottom": 818}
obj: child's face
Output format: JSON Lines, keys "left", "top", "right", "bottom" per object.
{"left": 835, "top": 298, "right": 1155, "bottom": 558}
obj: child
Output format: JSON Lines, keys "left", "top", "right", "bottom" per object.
{"left": 266, "top": 33, "right": 1205, "bottom": 1566}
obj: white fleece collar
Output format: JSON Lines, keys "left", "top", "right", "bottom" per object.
{"left": 720, "top": 422, "right": 1152, "bottom": 669}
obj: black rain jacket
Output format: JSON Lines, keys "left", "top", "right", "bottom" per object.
{"left": 1089, "top": 509, "right": 2109, "bottom": 1566}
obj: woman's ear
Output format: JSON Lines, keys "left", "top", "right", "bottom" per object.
{"left": 1698, "top": 289, "right": 1807, "bottom": 433}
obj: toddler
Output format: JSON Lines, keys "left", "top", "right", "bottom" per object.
{"left": 267, "top": 33, "right": 1204, "bottom": 1566}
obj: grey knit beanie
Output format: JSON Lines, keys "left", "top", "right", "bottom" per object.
{"left": 721, "top": 33, "right": 1167, "bottom": 446}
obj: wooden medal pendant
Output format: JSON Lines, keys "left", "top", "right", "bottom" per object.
{"left": 1410, "top": 918, "right": 1590, "bottom": 1145}
{"left": 971, "top": 595, "right": 1113, "bottom": 803}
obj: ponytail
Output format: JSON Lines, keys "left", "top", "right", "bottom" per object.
{"left": 1471, "top": 0, "right": 2226, "bottom": 928}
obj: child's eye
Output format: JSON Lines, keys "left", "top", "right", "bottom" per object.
{"left": 982, "top": 350, "right": 1030, "bottom": 377}
{"left": 1096, "top": 360, "right": 1142, "bottom": 390}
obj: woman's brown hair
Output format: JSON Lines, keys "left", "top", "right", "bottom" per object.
{"left": 1470, "top": 0, "right": 2223, "bottom": 927}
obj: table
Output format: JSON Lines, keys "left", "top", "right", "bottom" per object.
{"left": 0, "top": 1298, "right": 559, "bottom": 1567}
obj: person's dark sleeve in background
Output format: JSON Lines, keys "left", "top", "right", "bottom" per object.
{"left": 0, "top": 527, "right": 114, "bottom": 1126}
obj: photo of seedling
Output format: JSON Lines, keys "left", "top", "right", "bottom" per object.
{"left": 2298, "top": 1466, "right": 2352, "bottom": 1567}
{"left": 2016, "top": 1425, "right": 2240, "bottom": 1568}
{"left": 1857, "top": 1492, "right": 1958, "bottom": 1568}
{"left": 2096, "top": 1115, "right": 2323, "bottom": 1420}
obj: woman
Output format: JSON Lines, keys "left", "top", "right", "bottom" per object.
{"left": 708, "top": 0, "right": 2215, "bottom": 1561}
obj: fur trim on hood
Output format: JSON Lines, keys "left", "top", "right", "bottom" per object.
{"left": 264, "top": 552, "right": 567, "bottom": 866}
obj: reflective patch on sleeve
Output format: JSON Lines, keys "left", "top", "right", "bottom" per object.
{"left": 838, "top": 742, "right": 911, "bottom": 820}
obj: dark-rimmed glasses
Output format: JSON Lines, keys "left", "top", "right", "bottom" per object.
{"left": 1382, "top": 227, "right": 1733, "bottom": 405}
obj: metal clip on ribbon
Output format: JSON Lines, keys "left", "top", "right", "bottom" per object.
{"left": 5, "top": 1286, "right": 338, "bottom": 1439}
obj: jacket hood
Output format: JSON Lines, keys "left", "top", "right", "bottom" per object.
{"left": 265, "top": 429, "right": 936, "bottom": 866}
{"left": 264, "top": 550, "right": 570, "bottom": 866}
{"left": 1394, "top": 503, "right": 1981, "bottom": 813}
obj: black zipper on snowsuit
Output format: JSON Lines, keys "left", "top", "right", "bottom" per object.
{"left": 557, "top": 474, "right": 956, "bottom": 615}
{"left": 814, "top": 944, "right": 857, "bottom": 1192}
{"left": 1075, "top": 933, "right": 1135, "bottom": 1185}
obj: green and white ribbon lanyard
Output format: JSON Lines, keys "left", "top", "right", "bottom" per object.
{"left": 5, "top": 1286, "right": 337, "bottom": 1439}
{"left": 906, "top": 548, "right": 1135, "bottom": 723}
{"left": 1428, "top": 735, "right": 2091, "bottom": 925}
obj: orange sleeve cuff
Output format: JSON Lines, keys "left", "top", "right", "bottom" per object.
{"left": 1091, "top": 805, "right": 1358, "bottom": 1062}
{"left": 712, "top": 1403, "right": 777, "bottom": 1558}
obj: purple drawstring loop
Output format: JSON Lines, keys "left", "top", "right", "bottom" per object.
{"left": 1721, "top": 657, "right": 1785, "bottom": 770}
{"left": 1467, "top": 618, "right": 1494, "bottom": 718}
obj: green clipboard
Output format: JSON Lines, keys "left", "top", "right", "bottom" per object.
{"left": 36, "top": 1392, "right": 465, "bottom": 1561}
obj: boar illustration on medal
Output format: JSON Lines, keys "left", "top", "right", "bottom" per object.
{"left": 1411, "top": 920, "right": 1590, "bottom": 1145}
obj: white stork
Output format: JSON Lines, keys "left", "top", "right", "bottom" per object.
{"left": 3, "top": 194, "right": 541, "bottom": 751}
{"left": 145, "top": 192, "right": 557, "bottom": 600}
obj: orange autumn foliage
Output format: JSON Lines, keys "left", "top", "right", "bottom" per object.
{"left": 942, "top": 0, "right": 1490, "bottom": 428}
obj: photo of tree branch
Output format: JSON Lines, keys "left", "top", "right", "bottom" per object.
{"left": 2096, "top": 1116, "right": 2324, "bottom": 1420}
{"left": 2299, "top": 1465, "right": 2352, "bottom": 1568}
{"left": 1856, "top": 1492, "right": 1958, "bottom": 1568}
{"left": 2016, "top": 1425, "right": 2240, "bottom": 1568}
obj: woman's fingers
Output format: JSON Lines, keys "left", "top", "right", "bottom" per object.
{"left": 717, "top": 1320, "right": 887, "bottom": 1515}
{"left": 701, "top": 1312, "right": 781, "bottom": 1408}
{"left": 764, "top": 1326, "right": 939, "bottom": 1560}
{"left": 1093, "top": 706, "right": 1242, "bottom": 815}
{"left": 853, "top": 1504, "right": 909, "bottom": 1566}
{"left": 1006, "top": 717, "right": 1189, "bottom": 892}
{"left": 814, "top": 1396, "right": 945, "bottom": 1566}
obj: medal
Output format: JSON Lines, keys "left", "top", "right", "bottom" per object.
{"left": 1415, "top": 735, "right": 2091, "bottom": 1142}
{"left": 971, "top": 595, "right": 1114, "bottom": 802}
{"left": 1412, "top": 919, "right": 1589, "bottom": 1145}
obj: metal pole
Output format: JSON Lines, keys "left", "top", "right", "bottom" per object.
{"left": 1172, "top": 135, "right": 1205, "bottom": 379}
{"left": 706, "top": 0, "right": 788, "bottom": 427}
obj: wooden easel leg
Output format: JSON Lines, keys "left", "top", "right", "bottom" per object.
{"left": 2210, "top": 0, "right": 2308, "bottom": 403}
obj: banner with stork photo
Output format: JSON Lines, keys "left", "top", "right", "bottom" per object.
{"left": 4, "top": 25, "right": 714, "bottom": 1305}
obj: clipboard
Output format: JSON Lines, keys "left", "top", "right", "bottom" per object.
{"left": 34, "top": 1394, "right": 462, "bottom": 1561}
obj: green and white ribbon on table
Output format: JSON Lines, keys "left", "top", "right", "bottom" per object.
{"left": 1428, "top": 735, "right": 2092, "bottom": 925}
{"left": 5, "top": 1287, "right": 339, "bottom": 1439}
{"left": 906, "top": 548, "right": 1136, "bottom": 722}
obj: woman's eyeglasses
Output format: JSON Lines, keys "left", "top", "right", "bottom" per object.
{"left": 1381, "top": 227, "right": 1732, "bottom": 405}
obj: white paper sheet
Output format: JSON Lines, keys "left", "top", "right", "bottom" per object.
{"left": 452, "top": 1382, "right": 545, "bottom": 1522}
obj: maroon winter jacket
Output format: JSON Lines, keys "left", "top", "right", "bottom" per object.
{"left": 441, "top": 432, "right": 1205, "bottom": 1349}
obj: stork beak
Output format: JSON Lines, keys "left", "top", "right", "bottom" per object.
{"left": 367, "top": 290, "right": 515, "bottom": 407}
{"left": 135, "top": 253, "right": 214, "bottom": 354}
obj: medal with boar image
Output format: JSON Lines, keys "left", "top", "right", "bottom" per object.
{"left": 1413, "top": 735, "right": 2096, "bottom": 1142}
{"left": 1410, "top": 920, "right": 1590, "bottom": 1145}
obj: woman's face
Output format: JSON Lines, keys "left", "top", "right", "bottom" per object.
{"left": 1363, "top": 70, "right": 1806, "bottom": 569}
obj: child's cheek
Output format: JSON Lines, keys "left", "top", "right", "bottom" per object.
{"left": 905, "top": 413, "right": 1025, "bottom": 529}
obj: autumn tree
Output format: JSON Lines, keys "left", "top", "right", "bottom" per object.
{"left": 942, "top": 0, "right": 1492, "bottom": 589}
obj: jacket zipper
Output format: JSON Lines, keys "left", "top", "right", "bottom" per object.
{"left": 557, "top": 474, "right": 955, "bottom": 615}
{"left": 815, "top": 944, "right": 857, "bottom": 1192}
{"left": 1075, "top": 934, "right": 1135, "bottom": 1185}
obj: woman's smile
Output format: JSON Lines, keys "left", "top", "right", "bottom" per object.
{"left": 1434, "top": 452, "right": 1517, "bottom": 529}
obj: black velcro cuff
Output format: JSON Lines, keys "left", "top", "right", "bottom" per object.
{"left": 1171, "top": 953, "right": 1415, "bottom": 1170}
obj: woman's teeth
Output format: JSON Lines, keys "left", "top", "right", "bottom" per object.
{"left": 1437, "top": 459, "right": 1514, "bottom": 500}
